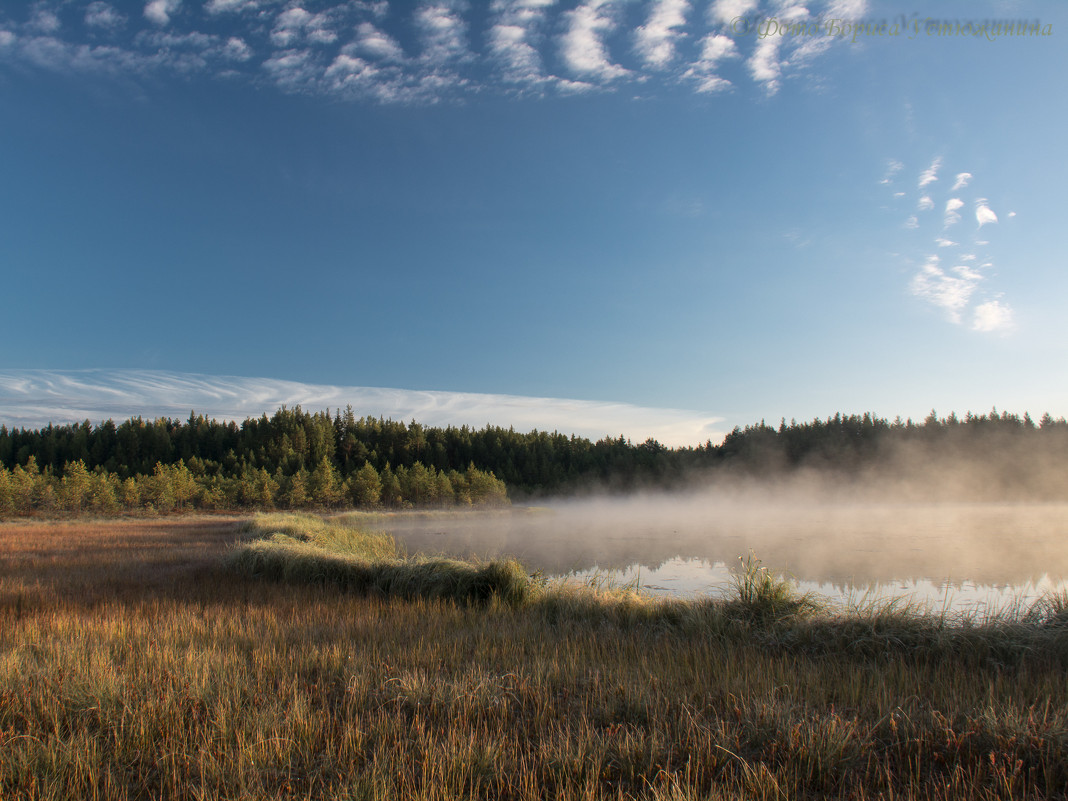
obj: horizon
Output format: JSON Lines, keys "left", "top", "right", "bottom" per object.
{"left": 1, "top": 368, "right": 1062, "bottom": 449}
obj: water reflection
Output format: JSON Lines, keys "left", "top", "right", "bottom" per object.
{"left": 355, "top": 497, "right": 1068, "bottom": 612}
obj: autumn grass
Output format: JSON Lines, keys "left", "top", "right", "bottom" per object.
{"left": 2, "top": 516, "right": 1068, "bottom": 799}
{"left": 228, "top": 512, "right": 533, "bottom": 607}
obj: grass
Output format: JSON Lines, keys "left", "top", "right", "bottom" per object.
{"left": 1, "top": 514, "right": 1068, "bottom": 799}
{"left": 228, "top": 512, "right": 533, "bottom": 607}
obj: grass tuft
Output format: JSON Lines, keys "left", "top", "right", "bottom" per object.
{"left": 229, "top": 513, "right": 533, "bottom": 607}
{"left": 724, "top": 552, "right": 822, "bottom": 627}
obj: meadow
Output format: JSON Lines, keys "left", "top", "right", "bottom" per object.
{"left": 2, "top": 513, "right": 1067, "bottom": 800}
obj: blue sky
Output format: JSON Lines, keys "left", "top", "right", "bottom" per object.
{"left": 1, "top": 1, "right": 1064, "bottom": 443}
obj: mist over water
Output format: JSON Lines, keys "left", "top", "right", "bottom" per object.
{"left": 361, "top": 486, "right": 1068, "bottom": 612}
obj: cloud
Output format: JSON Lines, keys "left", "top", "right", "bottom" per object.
{"left": 560, "top": 0, "right": 630, "bottom": 82}
{"left": 416, "top": 1, "right": 473, "bottom": 67}
{"left": 934, "top": 237, "right": 956, "bottom": 248}
{"left": 951, "top": 172, "right": 972, "bottom": 191}
{"left": 904, "top": 215, "right": 918, "bottom": 229}
{"left": 223, "top": 36, "right": 252, "bottom": 61}
{"left": 205, "top": 0, "right": 263, "bottom": 13}
{"left": 29, "top": 7, "right": 61, "bottom": 34}
{"left": 918, "top": 157, "right": 941, "bottom": 188}
{"left": 917, "top": 195, "right": 933, "bottom": 211}
{"left": 709, "top": 0, "right": 759, "bottom": 25}
{"left": 0, "top": 370, "right": 727, "bottom": 448}
{"left": 144, "top": 0, "right": 181, "bottom": 26}
{"left": 745, "top": 2, "right": 812, "bottom": 95}
{"left": 351, "top": 22, "right": 405, "bottom": 62}
{"left": 683, "top": 33, "right": 736, "bottom": 92}
{"left": 943, "top": 197, "right": 963, "bottom": 227}
{"left": 85, "top": 2, "right": 126, "bottom": 30}
{"left": 972, "top": 301, "right": 1013, "bottom": 333}
{"left": 271, "top": 7, "right": 339, "bottom": 47}
{"left": 486, "top": 0, "right": 559, "bottom": 88}
{"left": 975, "top": 199, "right": 998, "bottom": 227}
{"left": 879, "top": 159, "right": 903, "bottom": 184}
{"left": 635, "top": 0, "right": 690, "bottom": 69}
{"left": 263, "top": 48, "right": 319, "bottom": 90}
{"left": 909, "top": 255, "right": 980, "bottom": 324}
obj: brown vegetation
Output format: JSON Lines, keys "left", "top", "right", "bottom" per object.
{"left": 1, "top": 517, "right": 1067, "bottom": 800}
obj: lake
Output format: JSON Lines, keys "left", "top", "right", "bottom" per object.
{"left": 355, "top": 494, "right": 1068, "bottom": 614}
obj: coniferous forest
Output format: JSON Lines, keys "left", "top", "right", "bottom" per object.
{"left": 1, "top": 405, "right": 1067, "bottom": 515}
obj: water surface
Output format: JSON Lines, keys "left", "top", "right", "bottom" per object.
{"left": 357, "top": 497, "right": 1068, "bottom": 613}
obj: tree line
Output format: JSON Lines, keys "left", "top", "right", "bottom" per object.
{"left": 1, "top": 405, "right": 1067, "bottom": 515}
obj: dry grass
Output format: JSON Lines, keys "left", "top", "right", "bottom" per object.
{"left": 1, "top": 516, "right": 1067, "bottom": 800}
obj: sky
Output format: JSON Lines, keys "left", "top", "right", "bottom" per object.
{"left": 0, "top": 0, "right": 1064, "bottom": 445}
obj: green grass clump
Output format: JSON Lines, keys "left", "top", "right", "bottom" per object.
{"left": 230, "top": 512, "right": 532, "bottom": 607}
{"left": 723, "top": 552, "right": 822, "bottom": 627}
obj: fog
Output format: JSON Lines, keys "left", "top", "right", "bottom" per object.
{"left": 362, "top": 479, "right": 1068, "bottom": 610}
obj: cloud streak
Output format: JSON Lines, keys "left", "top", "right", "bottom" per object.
{"left": 0, "top": 370, "right": 727, "bottom": 448}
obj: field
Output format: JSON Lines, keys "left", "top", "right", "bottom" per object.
{"left": 2, "top": 514, "right": 1068, "bottom": 800}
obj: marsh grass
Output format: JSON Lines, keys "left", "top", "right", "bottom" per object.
{"left": 3, "top": 516, "right": 1068, "bottom": 800}
{"left": 230, "top": 512, "right": 533, "bottom": 607}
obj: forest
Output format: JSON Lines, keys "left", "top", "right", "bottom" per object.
{"left": 1, "top": 405, "right": 1067, "bottom": 515}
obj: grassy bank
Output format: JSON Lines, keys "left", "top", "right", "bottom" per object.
{"left": 1, "top": 515, "right": 1067, "bottom": 799}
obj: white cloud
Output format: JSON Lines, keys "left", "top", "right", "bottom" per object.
{"left": 826, "top": 0, "right": 869, "bottom": 17}
{"left": 205, "top": 0, "right": 263, "bottom": 13}
{"left": 0, "top": 30, "right": 15, "bottom": 47}
{"left": 747, "top": 33, "right": 782, "bottom": 93}
{"left": 709, "top": 0, "right": 759, "bottom": 25}
{"left": 487, "top": 0, "right": 558, "bottom": 86}
{"left": 918, "top": 157, "right": 941, "bottom": 188}
{"left": 271, "top": 7, "right": 338, "bottom": 47}
{"left": 909, "top": 255, "right": 980, "bottom": 323}
{"left": 683, "top": 33, "right": 736, "bottom": 92}
{"left": 560, "top": 0, "right": 629, "bottom": 82}
{"left": 352, "top": 22, "right": 405, "bottom": 62}
{"left": 324, "top": 53, "right": 381, "bottom": 92}
{"left": 263, "top": 48, "right": 319, "bottom": 90}
{"left": 635, "top": 0, "right": 690, "bottom": 69}
{"left": 416, "top": 1, "right": 472, "bottom": 67}
{"left": 904, "top": 215, "right": 918, "bottom": 229}
{"left": 744, "top": 2, "right": 810, "bottom": 95}
{"left": 944, "top": 197, "right": 963, "bottom": 227}
{"left": 972, "top": 300, "right": 1013, "bottom": 333}
{"left": 934, "top": 237, "right": 956, "bottom": 248}
{"left": 223, "top": 36, "right": 252, "bottom": 61}
{"left": 976, "top": 199, "right": 998, "bottom": 227}
{"left": 0, "top": 370, "right": 727, "bottom": 448}
{"left": 85, "top": 2, "right": 126, "bottom": 30}
{"left": 29, "top": 7, "right": 62, "bottom": 34}
{"left": 144, "top": 0, "right": 181, "bottom": 26}
{"left": 880, "top": 160, "right": 903, "bottom": 184}
{"left": 951, "top": 172, "right": 972, "bottom": 191}
{"left": 917, "top": 195, "right": 933, "bottom": 211}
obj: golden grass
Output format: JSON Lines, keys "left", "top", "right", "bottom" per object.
{"left": 1, "top": 517, "right": 1067, "bottom": 799}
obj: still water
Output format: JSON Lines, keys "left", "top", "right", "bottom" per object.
{"left": 356, "top": 497, "right": 1068, "bottom": 614}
